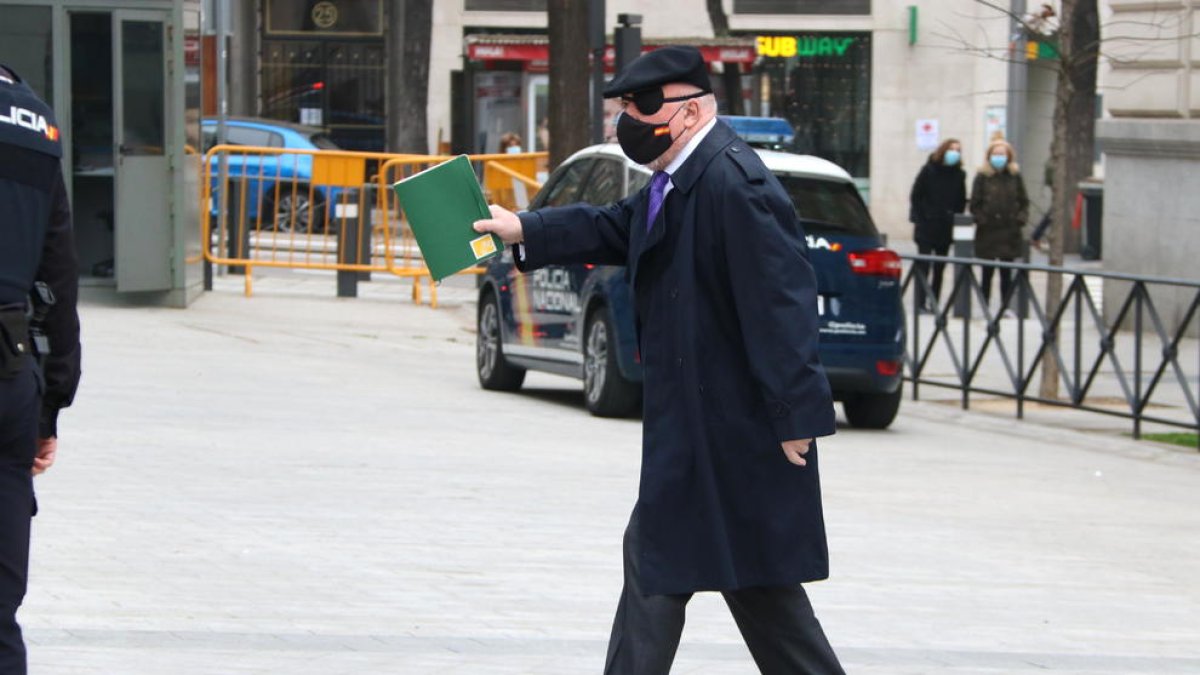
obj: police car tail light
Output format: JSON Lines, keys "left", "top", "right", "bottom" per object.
{"left": 847, "top": 249, "right": 901, "bottom": 278}
{"left": 876, "top": 359, "right": 901, "bottom": 376}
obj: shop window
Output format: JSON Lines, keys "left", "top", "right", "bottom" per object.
{"left": 735, "top": 0, "right": 869, "bottom": 14}
{"left": 465, "top": 0, "right": 547, "bottom": 11}
{"left": 757, "top": 32, "right": 871, "bottom": 178}
{"left": 0, "top": 5, "right": 53, "bottom": 100}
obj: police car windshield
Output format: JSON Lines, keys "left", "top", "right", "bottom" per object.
{"left": 777, "top": 175, "right": 877, "bottom": 237}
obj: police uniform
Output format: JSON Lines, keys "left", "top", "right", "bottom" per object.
{"left": 0, "top": 64, "right": 81, "bottom": 675}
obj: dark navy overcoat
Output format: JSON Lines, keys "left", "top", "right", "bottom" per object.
{"left": 516, "top": 121, "right": 837, "bottom": 595}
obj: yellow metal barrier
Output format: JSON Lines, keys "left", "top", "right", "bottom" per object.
{"left": 375, "top": 153, "right": 545, "bottom": 307}
{"left": 202, "top": 145, "right": 545, "bottom": 307}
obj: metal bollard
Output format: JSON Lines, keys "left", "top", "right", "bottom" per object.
{"left": 336, "top": 188, "right": 369, "bottom": 297}
{"left": 952, "top": 215, "right": 975, "bottom": 318}
{"left": 224, "top": 186, "right": 250, "bottom": 276}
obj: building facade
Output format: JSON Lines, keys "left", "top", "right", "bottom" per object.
{"left": 1098, "top": 0, "right": 1200, "bottom": 331}
{"left": 213, "top": 0, "right": 1055, "bottom": 241}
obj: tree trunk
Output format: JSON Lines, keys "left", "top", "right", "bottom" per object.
{"left": 1040, "top": 0, "right": 1099, "bottom": 400}
{"left": 706, "top": 0, "right": 744, "bottom": 115}
{"left": 548, "top": 0, "right": 591, "bottom": 169}
{"left": 387, "top": 0, "right": 432, "bottom": 154}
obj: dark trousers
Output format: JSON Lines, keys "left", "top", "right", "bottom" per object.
{"left": 914, "top": 243, "right": 949, "bottom": 311}
{"left": 0, "top": 362, "right": 37, "bottom": 675}
{"left": 980, "top": 261, "right": 1015, "bottom": 309}
{"left": 604, "top": 513, "right": 845, "bottom": 675}
{"left": 1031, "top": 212, "right": 1051, "bottom": 242}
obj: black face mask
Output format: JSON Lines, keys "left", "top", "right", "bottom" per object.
{"left": 616, "top": 104, "right": 686, "bottom": 165}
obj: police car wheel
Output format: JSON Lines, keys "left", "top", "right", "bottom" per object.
{"left": 842, "top": 382, "right": 902, "bottom": 430}
{"left": 583, "top": 307, "right": 641, "bottom": 418}
{"left": 477, "top": 292, "right": 525, "bottom": 391}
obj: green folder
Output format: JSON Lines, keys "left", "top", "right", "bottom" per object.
{"left": 392, "top": 155, "right": 504, "bottom": 282}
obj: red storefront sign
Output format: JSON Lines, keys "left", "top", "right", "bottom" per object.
{"left": 467, "top": 42, "right": 756, "bottom": 66}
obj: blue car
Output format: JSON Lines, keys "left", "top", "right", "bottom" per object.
{"left": 476, "top": 142, "right": 905, "bottom": 429}
{"left": 202, "top": 117, "right": 346, "bottom": 233}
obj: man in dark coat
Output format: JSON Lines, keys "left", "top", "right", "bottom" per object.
{"left": 909, "top": 139, "right": 967, "bottom": 312}
{"left": 0, "top": 64, "right": 82, "bottom": 674}
{"left": 474, "top": 46, "right": 844, "bottom": 674}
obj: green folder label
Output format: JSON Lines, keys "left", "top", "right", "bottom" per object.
{"left": 470, "top": 235, "right": 498, "bottom": 260}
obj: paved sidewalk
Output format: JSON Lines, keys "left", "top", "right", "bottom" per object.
{"left": 20, "top": 275, "right": 1200, "bottom": 673}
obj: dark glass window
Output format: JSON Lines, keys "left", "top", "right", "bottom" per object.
{"left": 580, "top": 159, "right": 623, "bottom": 205}
{"left": 535, "top": 159, "right": 593, "bottom": 208}
{"left": 778, "top": 175, "right": 877, "bottom": 237}
{"left": 225, "top": 126, "right": 281, "bottom": 147}
{"left": 261, "top": 39, "right": 385, "bottom": 151}
{"left": 266, "top": 0, "right": 383, "bottom": 36}
{"left": 735, "top": 0, "right": 869, "bottom": 14}
{"left": 758, "top": 32, "right": 871, "bottom": 177}
{"left": 0, "top": 5, "right": 53, "bottom": 101}
{"left": 121, "top": 21, "right": 166, "bottom": 156}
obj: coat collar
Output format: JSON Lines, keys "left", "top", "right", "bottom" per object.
{"left": 978, "top": 161, "right": 1021, "bottom": 177}
{"left": 667, "top": 119, "right": 738, "bottom": 196}
{"left": 628, "top": 120, "right": 738, "bottom": 291}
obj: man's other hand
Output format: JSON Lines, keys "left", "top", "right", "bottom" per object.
{"left": 781, "top": 439, "right": 812, "bottom": 467}
{"left": 32, "top": 437, "right": 57, "bottom": 476}
{"left": 473, "top": 204, "right": 524, "bottom": 245}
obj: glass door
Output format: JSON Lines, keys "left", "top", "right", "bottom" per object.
{"left": 114, "top": 10, "right": 172, "bottom": 292}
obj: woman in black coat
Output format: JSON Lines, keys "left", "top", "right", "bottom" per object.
{"left": 909, "top": 139, "right": 967, "bottom": 312}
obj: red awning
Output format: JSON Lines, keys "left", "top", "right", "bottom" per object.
{"left": 466, "top": 37, "right": 757, "bottom": 66}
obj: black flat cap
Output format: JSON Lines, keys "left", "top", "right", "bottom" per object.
{"left": 602, "top": 45, "right": 712, "bottom": 98}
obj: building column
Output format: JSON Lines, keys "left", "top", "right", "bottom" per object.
{"left": 228, "top": 0, "right": 258, "bottom": 116}
{"left": 385, "top": 0, "right": 404, "bottom": 152}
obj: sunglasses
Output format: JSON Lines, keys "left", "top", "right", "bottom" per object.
{"left": 620, "top": 88, "right": 706, "bottom": 116}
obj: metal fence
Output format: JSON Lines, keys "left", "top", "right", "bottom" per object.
{"left": 902, "top": 254, "right": 1200, "bottom": 448}
{"left": 201, "top": 146, "right": 546, "bottom": 307}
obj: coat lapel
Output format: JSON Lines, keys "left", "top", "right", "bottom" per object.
{"left": 629, "top": 120, "right": 739, "bottom": 291}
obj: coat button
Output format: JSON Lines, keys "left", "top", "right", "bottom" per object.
{"left": 731, "top": 147, "right": 740, "bottom": 153}
{"left": 676, "top": 357, "right": 683, "bottom": 368}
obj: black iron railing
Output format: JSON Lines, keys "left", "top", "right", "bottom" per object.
{"left": 901, "top": 254, "right": 1200, "bottom": 449}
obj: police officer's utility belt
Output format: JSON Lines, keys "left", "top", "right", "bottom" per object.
{"left": 0, "top": 305, "right": 30, "bottom": 379}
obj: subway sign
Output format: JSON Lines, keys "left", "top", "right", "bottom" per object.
{"left": 756, "top": 35, "right": 856, "bottom": 58}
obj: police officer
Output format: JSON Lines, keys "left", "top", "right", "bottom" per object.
{"left": 0, "top": 63, "right": 81, "bottom": 674}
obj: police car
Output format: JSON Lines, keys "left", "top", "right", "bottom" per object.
{"left": 475, "top": 135, "right": 905, "bottom": 429}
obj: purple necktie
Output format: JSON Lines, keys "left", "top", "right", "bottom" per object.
{"left": 646, "top": 171, "right": 670, "bottom": 232}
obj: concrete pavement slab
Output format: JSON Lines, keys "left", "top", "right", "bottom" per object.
{"left": 19, "top": 274, "right": 1200, "bottom": 673}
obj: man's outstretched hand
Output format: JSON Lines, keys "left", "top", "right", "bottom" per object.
{"left": 473, "top": 204, "right": 524, "bottom": 245}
